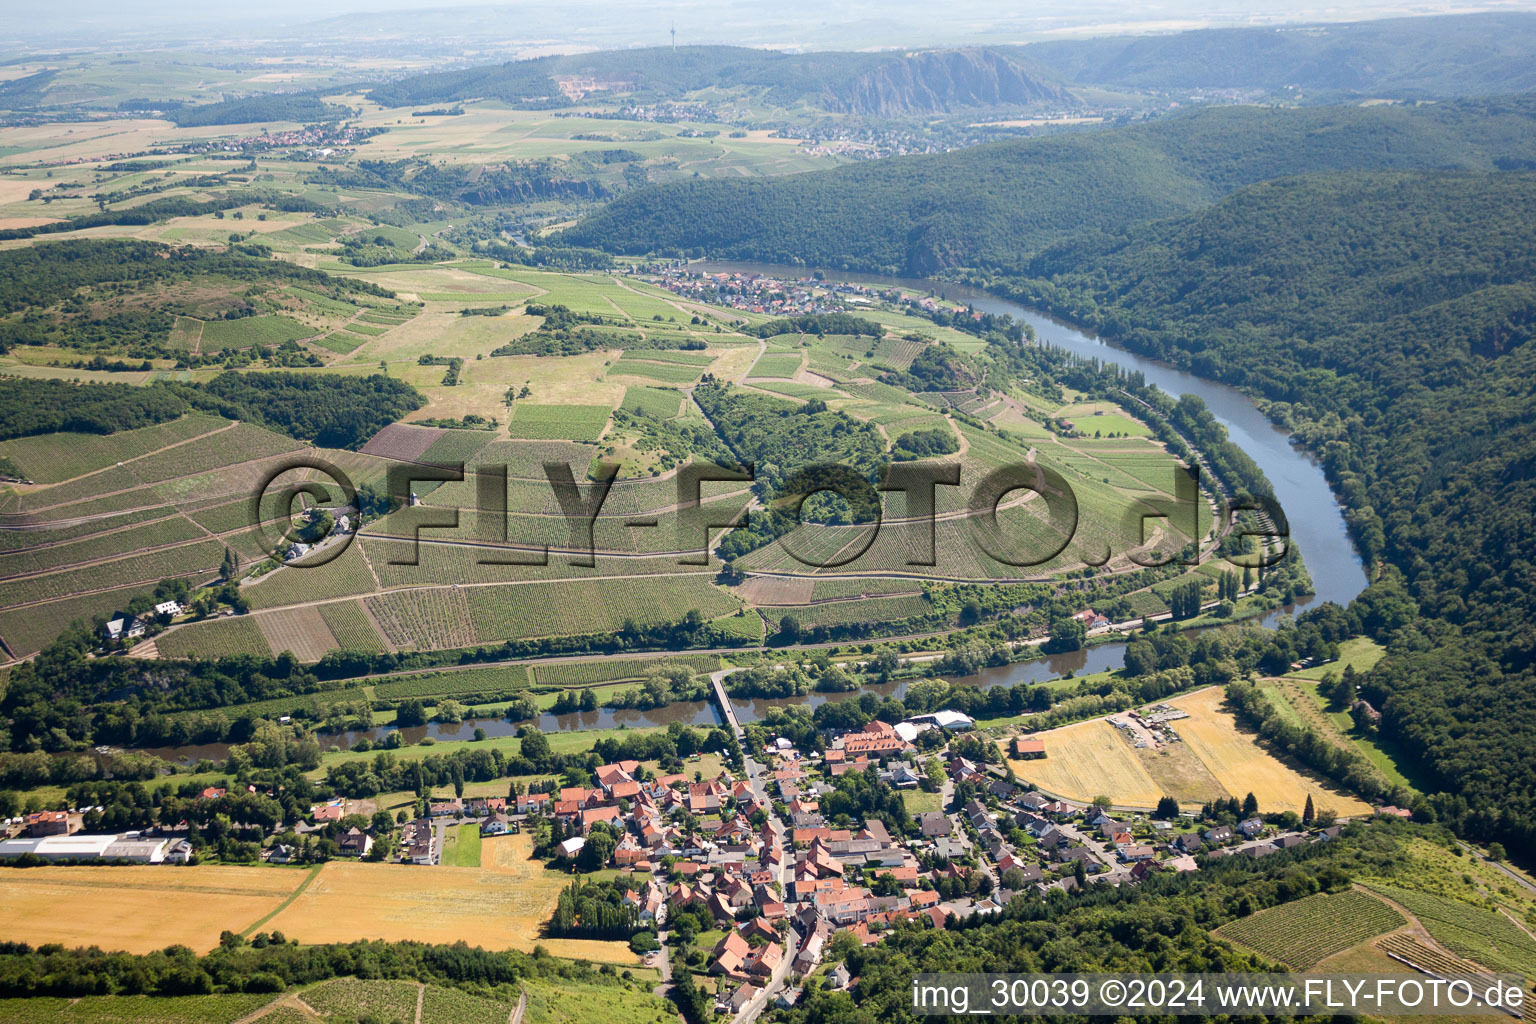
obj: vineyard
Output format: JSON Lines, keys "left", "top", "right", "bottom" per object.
{"left": 0, "top": 414, "right": 226, "bottom": 484}
{"left": 372, "top": 665, "right": 531, "bottom": 701}
{"left": 463, "top": 576, "right": 739, "bottom": 642}
{"left": 421, "top": 985, "right": 519, "bottom": 1024}
{"left": 608, "top": 358, "right": 704, "bottom": 383}
{"left": 0, "top": 584, "right": 171, "bottom": 658}
{"left": 121, "top": 423, "right": 304, "bottom": 485}
{"left": 507, "top": 403, "right": 610, "bottom": 441}
{"left": 0, "top": 995, "right": 275, "bottom": 1024}
{"left": 199, "top": 314, "right": 314, "bottom": 349}
{"left": 620, "top": 385, "right": 684, "bottom": 418}
{"left": 358, "top": 422, "right": 444, "bottom": 461}
{"left": 0, "top": 516, "right": 205, "bottom": 579}
{"left": 746, "top": 352, "right": 803, "bottom": 378}
{"left": 0, "top": 538, "right": 224, "bottom": 608}
{"left": 317, "top": 600, "right": 388, "bottom": 652}
{"left": 623, "top": 348, "right": 713, "bottom": 365}
{"left": 1366, "top": 884, "right": 1536, "bottom": 979}
{"left": 245, "top": 544, "right": 379, "bottom": 610}
{"left": 533, "top": 652, "right": 721, "bottom": 687}
{"left": 778, "top": 593, "right": 934, "bottom": 630}
{"left": 255, "top": 606, "right": 340, "bottom": 662}
{"left": 301, "top": 978, "right": 419, "bottom": 1023}
{"left": 366, "top": 587, "right": 476, "bottom": 650}
{"left": 156, "top": 615, "right": 272, "bottom": 660}
{"left": 1216, "top": 890, "right": 1405, "bottom": 968}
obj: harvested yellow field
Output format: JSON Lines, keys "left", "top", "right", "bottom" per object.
{"left": 0, "top": 865, "right": 306, "bottom": 953}
{"left": 263, "top": 834, "right": 637, "bottom": 963}
{"left": 1008, "top": 719, "right": 1164, "bottom": 809}
{"left": 1168, "top": 686, "right": 1373, "bottom": 817}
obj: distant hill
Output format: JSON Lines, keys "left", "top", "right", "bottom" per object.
{"left": 559, "top": 96, "right": 1536, "bottom": 274}
{"left": 1017, "top": 13, "right": 1536, "bottom": 98}
{"left": 366, "top": 45, "right": 1072, "bottom": 115}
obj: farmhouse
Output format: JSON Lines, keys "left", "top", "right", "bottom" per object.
{"left": 1012, "top": 736, "right": 1046, "bottom": 759}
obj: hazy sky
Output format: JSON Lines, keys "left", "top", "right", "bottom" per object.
{"left": 10, "top": 0, "right": 1536, "bottom": 50}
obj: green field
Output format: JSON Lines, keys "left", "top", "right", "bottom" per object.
{"left": 446, "top": 823, "right": 482, "bottom": 866}
{"left": 507, "top": 403, "right": 611, "bottom": 441}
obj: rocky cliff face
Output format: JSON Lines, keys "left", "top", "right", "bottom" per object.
{"left": 824, "top": 48, "right": 1071, "bottom": 116}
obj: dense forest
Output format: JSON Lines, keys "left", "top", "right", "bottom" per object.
{"left": 0, "top": 372, "right": 421, "bottom": 450}
{"left": 0, "top": 379, "right": 188, "bottom": 440}
{"left": 561, "top": 97, "right": 1536, "bottom": 274}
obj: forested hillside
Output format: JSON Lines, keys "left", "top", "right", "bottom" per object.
{"left": 975, "top": 170, "right": 1536, "bottom": 850}
{"left": 1018, "top": 13, "right": 1536, "bottom": 97}
{"left": 561, "top": 97, "right": 1536, "bottom": 274}
{"left": 366, "top": 44, "right": 1070, "bottom": 115}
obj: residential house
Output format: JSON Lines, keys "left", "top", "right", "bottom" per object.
{"left": 338, "top": 827, "right": 374, "bottom": 858}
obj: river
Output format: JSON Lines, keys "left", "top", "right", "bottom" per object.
{"left": 140, "top": 265, "right": 1368, "bottom": 764}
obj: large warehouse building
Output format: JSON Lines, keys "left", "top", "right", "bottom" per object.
{"left": 0, "top": 833, "right": 190, "bottom": 863}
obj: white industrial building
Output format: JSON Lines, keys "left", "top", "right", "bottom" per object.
{"left": 0, "top": 833, "right": 190, "bottom": 863}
